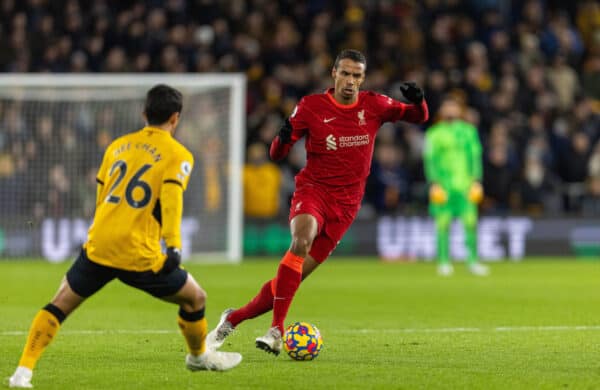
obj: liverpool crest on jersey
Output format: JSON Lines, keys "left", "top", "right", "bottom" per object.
{"left": 357, "top": 109, "right": 366, "bottom": 126}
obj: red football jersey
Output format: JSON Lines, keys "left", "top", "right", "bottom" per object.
{"left": 271, "top": 88, "right": 428, "bottom": 206}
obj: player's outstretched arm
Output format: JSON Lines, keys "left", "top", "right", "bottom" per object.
{"left": 271, "top": 98, "right": 308, "bottom": 161}
{"left": 399, "top": 82, "right": 429, "bottom": 124}
{"left": 270, "top": 118, "right": 297, "bottom": 161}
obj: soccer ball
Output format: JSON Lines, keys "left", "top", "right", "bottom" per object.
{"left": 283, "top": 321, "right": 323, "bottom": 361}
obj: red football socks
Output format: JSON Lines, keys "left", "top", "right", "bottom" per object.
{"left": 271, "top": 251, "right": 304, "bottom": 334}
{"left": 227, "top": 279, "right": 275, "bottom": 327}
{"left": 227, "top": 251, "right": 304, "bottom": 333}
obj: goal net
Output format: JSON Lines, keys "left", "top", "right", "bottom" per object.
{"left": 0, "top": 74, "right": 245, "bottom": 263}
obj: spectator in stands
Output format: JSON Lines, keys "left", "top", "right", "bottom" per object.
{"left": 547, "top": 53, "right": 580, "bottom": 112}
{"left": 483, "top": 144, "right": 516, "bottom": 214}
{"left": 517, "top": 156, "right": 559, "bottom": 216}
{"left": 569, "top": 98, "right": 599, "bottom": 147}
{"left": 366, "top": 143, "right": 410, "bottom": 215}
{"left": 243, "top": 142, "right": 281, "bottom": 220}
{"left": 576, "top": 1, "right": 600, "bottom": 50}
{"left": 563, "top": 132, "right": 591, "bottom": 184}
{"left": 559, "top": 131, "right": 592, "bottom": 212}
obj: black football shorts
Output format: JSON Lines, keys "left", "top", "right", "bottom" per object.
{"left": 66, "top": 248, "right": 188, "bottom": 298}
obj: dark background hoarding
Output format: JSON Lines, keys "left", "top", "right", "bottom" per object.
{"left": 245, "top": 216, "right": 600, "bottom": 261}
{"left": 2, "top": 216, "right": 595, "bottom": 262}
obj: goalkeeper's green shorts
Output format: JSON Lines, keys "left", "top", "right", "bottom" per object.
{"left": 429, "top": 190, "right": 476, "bottom": 217}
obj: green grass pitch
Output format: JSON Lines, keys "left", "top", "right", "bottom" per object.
{"left": 2, "top": 258, "right": 600, "bottom": 389}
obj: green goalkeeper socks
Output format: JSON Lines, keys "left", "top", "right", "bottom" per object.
{"left": 437, "top": 215, "right": 478, "bottom": 266}
{"left": 462, "top": 211, "right": 478, "bottom": 266}
{"left": 435, "top": 220, "right": 450, "bottom": 265}
{"left": 465, "top": 224, "right": 478, "bottom": 266}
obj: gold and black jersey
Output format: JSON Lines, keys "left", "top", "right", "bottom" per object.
{"left": 84, "top": 126, "right": 194, "bottom": 272}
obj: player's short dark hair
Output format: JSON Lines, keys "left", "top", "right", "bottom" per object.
{"left": 144, "top": 84, "right": 183, "bottom": 125}
{"left": 334, "top": 49, "right": 367, "bottom": 69}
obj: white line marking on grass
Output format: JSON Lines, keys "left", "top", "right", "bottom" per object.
{"left": 0, "top": 329, "right": 176, "bottom": 336}
{"left": 344, "top": 325, "right": 600, "bottom": 334}
{"left": 494, "top": 325, "right": 600, "bottom": 332}
{"left": 3, "top": 325, "right": 600, "bottom": 337}
{"left": 347, "top": 327, "right": 482, "bottom": 334}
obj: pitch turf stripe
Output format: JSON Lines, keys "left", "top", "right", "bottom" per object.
{"left": 4, "top": 325, "right": 600, "bottom": 336}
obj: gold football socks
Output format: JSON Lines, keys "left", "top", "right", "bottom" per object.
{"left": 177, "top": 308, "right": 208, "bottom": 356}
{"left": 18, "top": 304, "right": 66, "bottom": 369}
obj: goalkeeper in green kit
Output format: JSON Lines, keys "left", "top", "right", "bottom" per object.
{"left": 424, "top": 97, "right": 489, "bottom": 276}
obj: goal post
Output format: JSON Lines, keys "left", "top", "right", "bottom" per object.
{"left": 0, "top": 74, "right": 245, "bottom": 263}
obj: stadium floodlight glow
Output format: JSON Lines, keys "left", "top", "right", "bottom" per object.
{"left": 0, "top": 74, "right": 245, "bottom": 263}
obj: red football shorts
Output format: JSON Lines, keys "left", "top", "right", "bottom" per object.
{"left": 289, "top": 183, "right": 358, "bottom": 263}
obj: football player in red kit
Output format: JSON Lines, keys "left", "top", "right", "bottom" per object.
{"left": 207, "top": 49, "right": 429, "bottom": 355}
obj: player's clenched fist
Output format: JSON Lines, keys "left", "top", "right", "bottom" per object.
{"left": 400, "top": 82, "right": 424, "bottom": 104}
{"left": 468, "top": 182, "right": 483, "bottom": 204}
{"left": 278, "top": 118, "right": 293, "bottom": 144}
{"left": 429, "top": 183, "right": 447, "bottom": 205}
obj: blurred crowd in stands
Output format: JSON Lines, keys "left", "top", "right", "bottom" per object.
{"left": 0, "top": 0, "right": 599, "bottom": 221}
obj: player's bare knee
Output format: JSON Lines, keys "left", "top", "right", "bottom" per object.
{"left": 50, "top": 279, "right": 84, "bottom": 316}
{"left": 192, "top": 286, "right": 207, "bottom": 311}
{"left": 290, "top": 236, "right": 312, "bottom": 258}
{"left": 180, "top": 287, "right": 205, "bottom": 312}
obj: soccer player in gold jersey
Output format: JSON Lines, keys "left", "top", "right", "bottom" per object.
{"left": 8, "top": 85, "right": 241, "bottom": 388}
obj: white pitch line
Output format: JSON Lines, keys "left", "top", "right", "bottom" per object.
{"left": 0, "top": 329, "right": 176, "bottom": 336}
{"left": 342, "top": 325, "right": 600, "bottom": 334}
{"left": 346, "top": 327, "right": 481, "bottom": 334}
{"left": 3, "top": 325, "right": 600, "bottom": 337}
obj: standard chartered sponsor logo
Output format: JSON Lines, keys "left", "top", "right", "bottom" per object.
{"left": 325, "top": 134, "right": 370, "bottom": 150}
{"left": 339, "top": 134, "right": 370, "bottom": 147}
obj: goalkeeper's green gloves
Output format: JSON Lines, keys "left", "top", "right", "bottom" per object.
{"left": 278, "top": 118, "right": 293, "bottom": 144}
{"left": 400, "top": 82, "right": 424, "bottom": 104}
{"left": 160, "top": 247, "right": 181, "bottom": 274}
